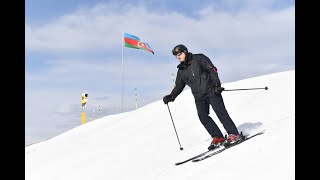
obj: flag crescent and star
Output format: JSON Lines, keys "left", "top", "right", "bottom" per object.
{"left": 137, "top": 42, "right": 145, "bottom": 48}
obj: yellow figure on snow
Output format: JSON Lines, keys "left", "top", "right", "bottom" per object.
{"left": 81, "top": 92, "right": 88, "bottom": 111}
{"left": 81, "top": 92, "right": 88, "bottom": 124}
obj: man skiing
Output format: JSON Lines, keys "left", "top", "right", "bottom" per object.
{"left": 163, "top": 44, "right": 241, "bottom": 150}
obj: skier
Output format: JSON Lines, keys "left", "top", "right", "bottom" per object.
{"left": 163, "top": 44, "right": 241, "bottom": 150}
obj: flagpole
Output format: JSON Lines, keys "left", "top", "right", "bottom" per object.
{"left": 121, "top": 31, "right": 124, "bottom": 112}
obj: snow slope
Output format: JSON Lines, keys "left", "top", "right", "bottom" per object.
{"left": 25, "top": 70, "right": 295, "bottom": 180}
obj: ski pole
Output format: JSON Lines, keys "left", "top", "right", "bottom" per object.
{"left": 166, "top": 103, "right": 184, "bottom": 151}
{"left": 223, "top": 86, "right": 268, "bottom": 91}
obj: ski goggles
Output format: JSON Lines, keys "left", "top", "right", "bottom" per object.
{"left": 172, "top": 49, "right": 181, "bottom": 56}
{"left": 173, "top": 51, "right": 183, "bottom": 57}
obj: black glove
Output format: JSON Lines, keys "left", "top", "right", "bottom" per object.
{"left": 163, "top": 94, "right": 175, "bottom": 104}
{"left": 214, "top": 86, "right": 225, "bottom": 95}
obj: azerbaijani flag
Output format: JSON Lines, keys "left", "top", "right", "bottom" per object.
{"left": 123, "top": 32, "right": 154, "bottom": 54}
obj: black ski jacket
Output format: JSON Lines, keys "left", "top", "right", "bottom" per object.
{"left": 170, "top": 52, "right": 221, "bottom": 100}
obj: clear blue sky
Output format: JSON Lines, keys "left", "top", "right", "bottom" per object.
{"left": 25, "top": 0, "right": 295, "bottom": 145}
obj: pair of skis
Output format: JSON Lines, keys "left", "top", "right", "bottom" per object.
{"left": 175, "top": 130, "right": 265, "bottom": 166}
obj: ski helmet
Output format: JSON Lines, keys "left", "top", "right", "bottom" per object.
{"left": 172, "top": 44, "right": 188, "bottom": 55}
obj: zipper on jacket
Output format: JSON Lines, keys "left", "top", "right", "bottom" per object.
{"left": 191, "top": 67, "right": 195, "bottom": 76}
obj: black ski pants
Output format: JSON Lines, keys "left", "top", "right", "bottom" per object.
{"left": 195, "top": 91, "right": 239, "bottom": 138}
